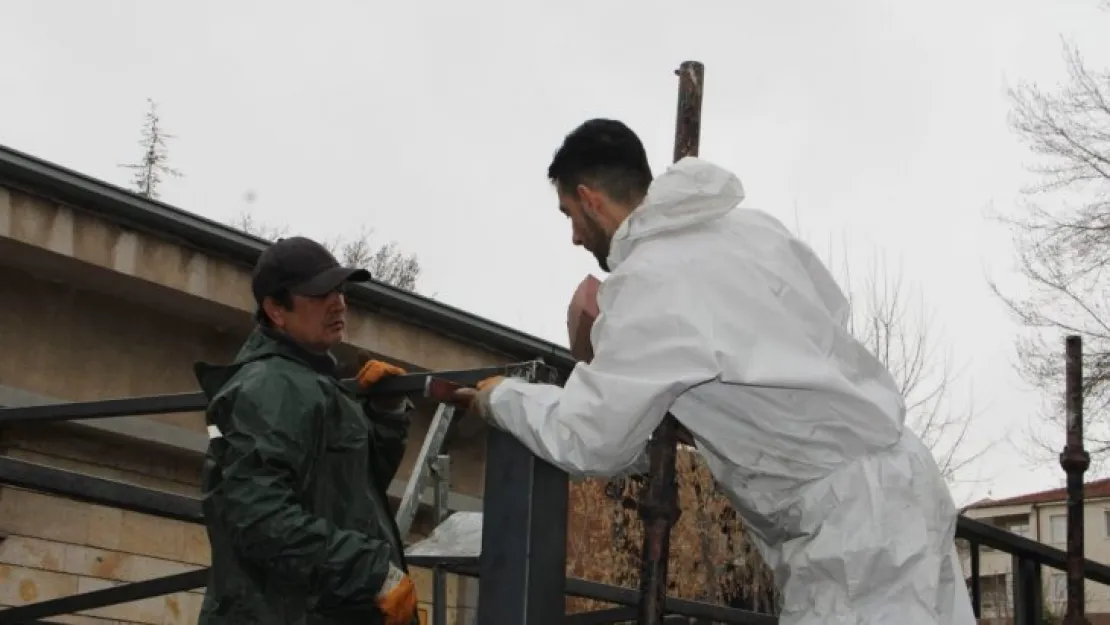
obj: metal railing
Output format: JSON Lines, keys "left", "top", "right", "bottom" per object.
{"left": 0, "top": 336, "right": 1102, "bottom": 624}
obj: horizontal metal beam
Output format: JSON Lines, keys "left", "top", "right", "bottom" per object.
{"left": 562, "top": 609, "right": 690, "bottom": 625}
{"left": 405, "top": 554, "right": 481, "bottom": 569}
{"left": 0, "top": 383, "right": 209, "bottom": 454}
{"left": 957, "top": 516, "right": 1110, "bottom": 584}
{"left": 409, "top": 560, "right": 772, "bottom": 625}
{"left": 563, "top": 606, "right": 638, "bottom": 625}
{"left": 0, "top": 457, "right": 203, "bottom": 523}
{"left": 0, "top": 568, "right": 207, "bottom": 624}
{"left": 0, "top": 455, "right": 480, "bottom": 528}
{"left": 564, "top": 578, "right": 775, "bottom": 625}
{"left": 0, "top": 362, "right": 558, "bottom": 425}
{"left": 0, "top": 392, "right": 205, "bottom": 424}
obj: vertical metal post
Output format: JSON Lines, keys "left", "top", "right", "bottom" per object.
{"left": 636, "top": 59, "right": 705, "bottom": 625}
{"left": 969, "top": 541, "right": 981, "bottom": 618}
{"left": 1061, "top": 334, "right": 1091, "bottom": 625}
{"left": 1012, "top": 556, "right": 1043, "bottom": 625}
{"left": 476, "top": 363, "right": 566, "bottom": 625}
{"left": 431, "top": 454, "right": 450, "bottom": 625}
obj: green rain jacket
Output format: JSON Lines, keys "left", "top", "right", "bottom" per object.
{"left": 194, "top": 326, "right": 414, "bottom": 625}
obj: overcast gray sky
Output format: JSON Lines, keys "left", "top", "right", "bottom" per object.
{"left": 3, "top": 0, "right": 1108, "bottom": 505}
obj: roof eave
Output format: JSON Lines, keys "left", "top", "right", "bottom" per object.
{"left": 0, "top": 143, "right": 576, "bottom": 372}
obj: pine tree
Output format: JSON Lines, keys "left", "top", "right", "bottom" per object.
{"left": 119, "top": 98, "right": 181, "bottom": 199}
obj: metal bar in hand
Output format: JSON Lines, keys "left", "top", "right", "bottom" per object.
{"left": 0, "top": 568, "right": 208, "bottom": 624}
{"left": 1061, "top": 334, "right": 1091, "bottom": 625}
{"left": 359, "top": 364, "right": 535, "bottom": 397}
{"left": 394, "top": 403, "right": 456, "bottom": 537}
{"left": 0, "top": 362, "right": 539, "bottom": 425}
{"left": 431, "top": 454, "right": 450, "bottom": 625}
{"left": 637, "top": 59, "right": 706, "bottom": 625}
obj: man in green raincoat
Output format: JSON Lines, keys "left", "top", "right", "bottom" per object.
{"left": 195, "top": 236, "right": 419, "bottom": 625}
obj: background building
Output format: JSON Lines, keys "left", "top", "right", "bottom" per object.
{"left": 0, "top": 144, "right": 574, "bottom": 625}
{"left": 961, "top": 479, "right": 1110, "bottom": 624}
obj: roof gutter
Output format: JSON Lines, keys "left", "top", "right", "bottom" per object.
{"left": 0, "top": 143, "right": 576, "bottom": 371}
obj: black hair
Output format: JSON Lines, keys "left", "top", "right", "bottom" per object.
{"left": 547, "top": 119, "right": 653, "bottom": 205}
{"left": 255, "top": 289, "right": 294, "bottom": 326}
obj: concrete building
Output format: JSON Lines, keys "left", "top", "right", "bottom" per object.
{"left": 0, "top": 144, "right": 575, "bottom": 625}
{"left": 961, "top": 479, "right": 1110, "bottom": 624}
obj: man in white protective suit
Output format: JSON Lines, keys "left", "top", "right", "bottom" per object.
{"left": 455, "top": 119, "right": 977, "bottom": 625}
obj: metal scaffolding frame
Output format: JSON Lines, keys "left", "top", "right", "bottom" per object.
{"left": 0, "top": 59, "right": 1104, "bottom": 623}
{"left": 2, "top": 338, "right": 1108, "bottom": 624}
{"left": 0, "top": 357, "right": 779, "bottom": 625}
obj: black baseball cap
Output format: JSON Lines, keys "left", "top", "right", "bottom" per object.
{"left": 251, "top": 236, "right": 371, "bottom": 304}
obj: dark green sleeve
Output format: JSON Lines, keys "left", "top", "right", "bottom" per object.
{"left": 363, "top": 398, "right": 413, "bottom": 488}
{"left": 205, "top": 375, "right": 395, "bottom": 616}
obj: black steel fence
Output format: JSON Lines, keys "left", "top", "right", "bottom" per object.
{"left": 0, "top": 338, "right": 1102, "bottom": 624}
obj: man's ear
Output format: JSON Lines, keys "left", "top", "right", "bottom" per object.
{"left": 575, "top": 184, "right": 604, "bottom": 218}
{"left": 261, "top": 296, "right": 284, "bottom": 328}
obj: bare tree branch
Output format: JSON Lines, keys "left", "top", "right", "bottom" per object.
{"left": 991, "top": 35, "right": 1110, "bottom": 469}
{"left": 824, "top": 240, "right": 991, "bottom": 483}
{"left": 233, "top": 196, "right": 422, "bottom": 292}
{"left": 325, "top": 226, "right": 421, "bottom": 292}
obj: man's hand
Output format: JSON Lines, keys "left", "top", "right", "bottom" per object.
{"left": 357, "top": 360, "right": 407, "bottom": 387}
{"left": 476, "top": 376, "right": 504, "bottom": 393}
{"left": 358, "top": 360, "right": 408, "bottom": 413}
{"left": 375, "top": 563, "right": 417, "bottom": 625}
{"left": 451, "top": 375, "right": 505, "bottom": 423}
{"left": 568, "top": 274, "right": 601, "bottom": 363}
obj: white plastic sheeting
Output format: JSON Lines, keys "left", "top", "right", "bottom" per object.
{"left": 404, "top": 511, "right": 483, "bottom": 559}
{"left": 483, "top": 157, "right": 976, "bottom": 624}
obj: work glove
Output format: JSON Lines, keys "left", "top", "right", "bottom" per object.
{"left": 376, "top": 563, "right": 418, "bottom": 625}
{"left": 357, "top": 360, "right": 407, "bottom": 387}
{"left": 452, "top": 376, "right": 505, "bottom": 426}
{"left": 357, "top": 360, "right": 409, "bottom": 413}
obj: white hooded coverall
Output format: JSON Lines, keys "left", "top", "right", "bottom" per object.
{"left": 485, "top": 157, "right": 977, "bottom": 625}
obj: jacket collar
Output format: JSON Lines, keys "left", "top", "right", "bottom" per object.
{"left": 256, "top": 326, "right": 340, "bottom": 378}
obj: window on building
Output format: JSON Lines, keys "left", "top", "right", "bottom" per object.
{"left": 1004, "top": 519, "right": 1030, "bottom": 538}
{"left": 1050, "top": 572, "right": 1067, "bottom": 603}
{"left": 980, "top": 514, "right": 1031, "bottom": 551}
{"left": 1050, "top": 514, "right": 1067, "bottom": 545}
{"left": 976, "top": 573, "right": 1012, "bottom": 618}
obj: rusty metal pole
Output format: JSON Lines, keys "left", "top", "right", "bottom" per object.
{"left": 1061, "top": 334, "right": 1090, "bottom": 625}
{"left": 635, "top": 60, "right": 705, "bottom": 625}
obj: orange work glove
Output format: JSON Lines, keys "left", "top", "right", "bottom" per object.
{"left": 357, "top": 360, "right": 407, "bottom": 388}
{"left": 476, "top": 375, "right": 505, "bottom": 392}
{"left": 452, "top": 376, "right": 506, "bottom": 424}
{"left": 376, "top": 564, "right": 417, "bottom": 625}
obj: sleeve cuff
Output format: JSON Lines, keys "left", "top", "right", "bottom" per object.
{"left": 381, "top": 397, "right": 414, "bottom": 416}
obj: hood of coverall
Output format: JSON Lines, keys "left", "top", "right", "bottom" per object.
{"left": 607, "top": 156, "right": 746, "bottom": 270}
